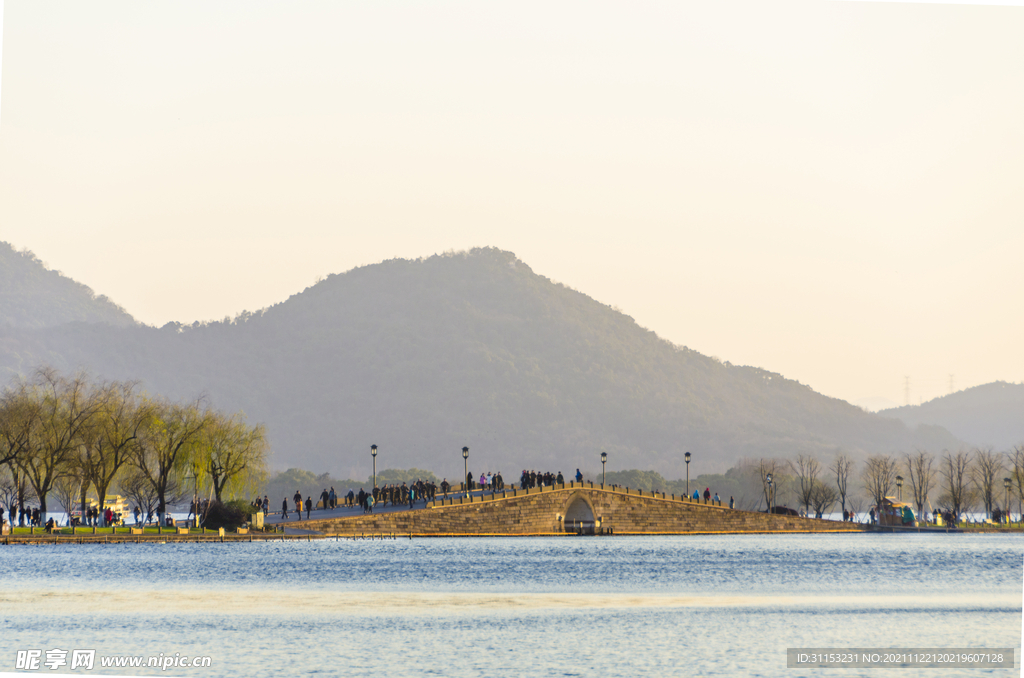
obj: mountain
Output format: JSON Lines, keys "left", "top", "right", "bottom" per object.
{"left": 0, "top": 241, "right": 136, "bottom": 329}
{"left": 0, "top": 247, "right": 961, "bottom": 479}
{"left": 878, "top": 382, "right": 1024, "bottom": 450}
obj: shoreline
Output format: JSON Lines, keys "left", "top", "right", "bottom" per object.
{"left": 4, "top": 526, "right": 1023, "bottom": 544}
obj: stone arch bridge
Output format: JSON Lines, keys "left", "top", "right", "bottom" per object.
{"left": 303, "top": 482, "right": 868, "bottom": 536}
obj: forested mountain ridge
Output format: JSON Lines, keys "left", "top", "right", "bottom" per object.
{"left": 0, "top": 247, "right": 960, "bottom": 479}
{"left": 879, "top": 381, "right": 1024, "bottom": 450}
{"left": 0, "top": 241, "right": 136, "bottom": 329}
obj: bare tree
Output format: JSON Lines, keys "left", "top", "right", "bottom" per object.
{"left": 0, "top": 466, "right": 18, "bottom": 521}
{"left": 972, "top": 449, "right": 1002, "bottom": 519}
{"left": 862, "top": 455, "right": 898, "bottom": 519}
{"left": 2, "top": 463, "right": 32, "bottom": 526}
{"left": 904, "top": 451, "right": 934, "bottom": 520}
{"left": 52, "top": 471, "right": 86, "bottom": 527}
{"left": 790, "top": 455, "right": 820, "bottom": 516}
{"left": 1009, "top": 446, "right": 1024, "bottom": 520}
{"left": 809, "top": 481, "right": 838, "bottom": 518}
{"left": 939, "top": 450, "right": 973, "bottom": 524}
{"left": 119, "top": 467, "right": 160, "bottom": 525}
{"left": 830, "top": 454, "right": 854, "bottom": 514}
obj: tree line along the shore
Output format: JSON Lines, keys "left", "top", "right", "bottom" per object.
{"left": 604, "top": 449, "right": 1023, "bottom": 522}
{"left": 0, "top": 367, "right": 267, "bottom": 525}
{"left": 5, "top": 366, "right": 1021, "bottom": 528}
{"left": 750, "top": 449, "right": 1024, "bottom": 523}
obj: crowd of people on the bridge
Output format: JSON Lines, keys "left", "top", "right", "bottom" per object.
{"left": 275, "top": 479, "right": 441, "bottom": 521}
{"left": 519, "top": 469, "right": 583, "bottom": 489}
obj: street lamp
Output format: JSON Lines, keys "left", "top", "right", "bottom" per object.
{"left": 685, "top": 452, "right": 691, "bottom": 498}
{"left": 1004, "top": 477, "right": 1012, "bottom": 525}
{"left": 896, "top": 475, "right": 903, "bottom": 502}
{"left": 189, "top": 466, "right": 200, "bottom": 527}
{"left": 462, "top": 447, "right": 470, "bottom": 498}
{"left": 766, "top": 473, "right": 773, "bottom": 513}
{"left": 601, "top": 451, "right": 607, "bottom": 488}
{"left": 371, "top": 445, "right": 378, "bottom": 490}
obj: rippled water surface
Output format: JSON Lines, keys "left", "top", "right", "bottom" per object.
{"left": 1, "top": 534, "right": 1020, "bottom": 677}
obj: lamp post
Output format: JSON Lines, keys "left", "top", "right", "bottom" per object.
{"left": 766, "top": 473, "right": 773, "bottom": 513}
{"left": 896, "top": 475, "right": 903, "bottom": 502}
{"left": 685, "top": 452, "right": 691, "bottom": 497}
{"left": 189, "top": 466, "right": 200, "bottom": 527}
{"left": 1004, "top": 477, "right": 1012, "bottom": 525}
{"left": 371, "top": 445, "right": 378, "bottom": 490}
{"left": 600, "top": 451, "right": 607, "bottom": 488}
{"left": 462, "top": 447, "right": 470, "bottom": 498}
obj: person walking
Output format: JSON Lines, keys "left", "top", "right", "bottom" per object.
{"left": 282, "top": 498, "right": 289, "bottom": 520}
{"left": 305, "top": 497, "right": 312, "bottom": 520}
{"left": 703, "top": 487, "right": 711, "bottom": 504}
{"left": 729, "top": 496, "right": 735, "bottom": 509}
{"left": 575, "top": 469, "right": 583, "bottom": 483}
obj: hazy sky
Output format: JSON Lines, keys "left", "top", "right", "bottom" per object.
{"left": 1, "top": 0, "right": 1022, "bottom": 409}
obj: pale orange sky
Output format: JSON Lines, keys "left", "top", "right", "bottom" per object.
{"left": 1, "top": 0, "right": 1022, "bottom": 408}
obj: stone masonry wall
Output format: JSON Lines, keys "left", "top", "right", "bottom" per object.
{"left": 303, "top": 483, "right": 869, "bottom": 536}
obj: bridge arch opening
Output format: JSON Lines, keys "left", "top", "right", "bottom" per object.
{"left": 563, "top": 495, "right": 595, "bottom": 534}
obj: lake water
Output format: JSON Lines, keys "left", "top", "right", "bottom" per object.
{"left": 1, "top": 533, "right": 1020, "bottom": 677}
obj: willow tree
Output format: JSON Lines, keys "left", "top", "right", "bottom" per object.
{"left": 197, "top": 413, "right": 269, "bottom": 502}
{"left": 80, "top": 380, "right": 153, "bottom": 524}
{"left": 132, "top": 398, "right": 209, "bottom": 524}
{"left": 17, "top": 368, "right": 99, "bottom": 521}
{"left": 0, "top": 380, "right": 40, "bottom": 467}
{"left": 0, "top": 381, "right": 42, "bottom": 522}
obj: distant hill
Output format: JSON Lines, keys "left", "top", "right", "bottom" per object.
{"left": 0, "top": 247, "right": 961, "bottom": 479}
{"left": 0, "top": 242, "right": 136, "bottom": 329}
{"left": 878, "top": 382, "right": 1024, "bottom": 450}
